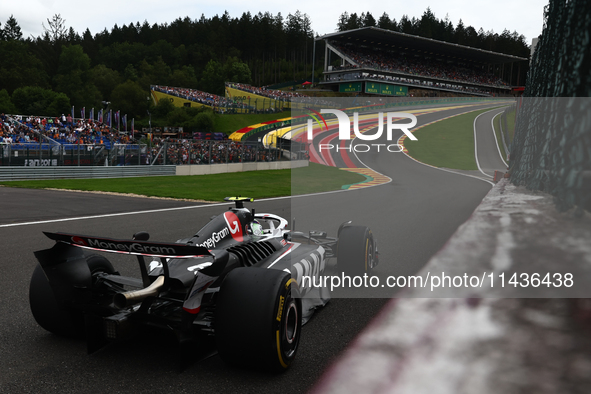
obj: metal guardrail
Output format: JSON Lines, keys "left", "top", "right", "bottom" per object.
{"left": 1, "top": 143, "right": 147, "bottom": 167}
{"left": 0, "top": 165, "right": 176, "bottom": 181}
{"left": 1, "top": 140, "right": 299, "bottom": 166}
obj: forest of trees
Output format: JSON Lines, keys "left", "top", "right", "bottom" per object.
{"left": 0, "top": 8, "right": 530, "bottom": 127}
{"left": 336, "top": 9, "right": 530, "bottom": 57}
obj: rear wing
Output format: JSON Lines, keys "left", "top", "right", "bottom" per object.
{"left": 44, "top": 232, "right": 211, "bottom": 259}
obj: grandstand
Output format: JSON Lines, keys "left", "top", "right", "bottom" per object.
{"left": 153, "top": 82, "right": 332, "bottom": 115}
{"left": 316, "top": 27, "right": 528, "bottom": 97}
{"left": 150, "top": 85, "right": 250, "bottom": 113}
{"left": 224, "top": 83, "right": 303, "bottom": 112}
{"left": 0, "top": 111, "right": 295, "bottom": 167}
{"left": 0, "top": 113, "right": 135, "bottom": 166}
{"left": 0, "top": 113, "right": 124, "bottom": 147}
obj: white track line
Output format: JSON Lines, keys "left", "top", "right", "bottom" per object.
{"left": 473, "top": 108, "right": 501, "bottom": 179}
{"left": 401, "top": 148, "right": 495, "bottom": 187}
{"left": 490, "top": 111, "right": 509, "bottom": 167}
{"left": 0, "top": 183, "right": 398, "bottom": 228}
{"left": 0, "top": 203, "right": 231, "bottom": 228}
{"left": 398, "top": 106, "right": 500, "bottom": 187}
{"left": 351, "top": 134, "right": 393, "bottom": 187}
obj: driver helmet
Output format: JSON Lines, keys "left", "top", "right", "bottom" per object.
{"left": 248, "top": 220, "right": 263, "bottom": 236}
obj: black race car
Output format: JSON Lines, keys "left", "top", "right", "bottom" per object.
{"left": 29, "top": 197, "right": 378, "bottom": 372}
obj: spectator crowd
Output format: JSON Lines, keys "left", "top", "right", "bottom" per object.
{"left": 1, "top": 110, "right": 297, "bottom": 167}
{"left": 147, "top": 137, "right": 285, "bottom": 165}
{"left": 151, "top": 85, "right": 250, "bottom": 112}
{"left": 228, "top": 83, "right": 340, "bottom": 109}
{"left": 1, "top": 114, "right": 40, "bottom": 145}
{"left": 1, "top": 113, "right": 132, "bottom": 148}
{"left": 226, "top": 82, "right": 308, "bottom": 101}
{"left": 329, "top": 43, "right": 510, "bottom": 95}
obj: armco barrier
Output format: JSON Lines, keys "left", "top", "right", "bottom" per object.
{"left": 0, "top": 165, "right": 176, "bottom": 181}
{"left": 0, "top": 160, "right": 309, "bottom": 181}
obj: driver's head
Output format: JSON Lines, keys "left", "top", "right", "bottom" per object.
{"left": 248, "top": 220, "right": 263, "bottom": 236}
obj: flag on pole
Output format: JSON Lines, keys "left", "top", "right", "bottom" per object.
{"left": 81, "top": 107, "right": 85, "bottom": 120}
{"left": 123, "top": 114, "right": 127, "bottom": 131}
{"left": 71, "top": 106, "right": 75, "bottom": 123}
{"left": 131, "top": 118, "right": 134, "bottom": 140}
{"left": 98, "top": 109, "right": 103, "bottom": 123}
{"left": 115, "top": 111, "right": 120, "bottom": 130}
{"left": 90, "top": 108, "right": 94, "bottom": 121}
{"left": 108, "top": 110, "right": 112, "bottom": 128}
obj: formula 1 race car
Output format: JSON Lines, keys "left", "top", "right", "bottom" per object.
{"left": 29, "top": 197, "right": 378, "bottom": 372}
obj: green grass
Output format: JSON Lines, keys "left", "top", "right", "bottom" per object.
{"left": 0, "top": 163, "right": 366, "bottom": 201}
{"left": 404, "top": 108, "right": 500, "bottom": 170}
{"left": 214, "top": 111, "right": 291, "bottom": 135}
{"left": 291, "top": 163, "right": 366, "bottom": 195}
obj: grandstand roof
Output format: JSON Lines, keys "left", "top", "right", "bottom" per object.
{"left": 317, "top": 27, "right": 528, "bottom": 64}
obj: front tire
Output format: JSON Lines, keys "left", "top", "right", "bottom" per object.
{"left": 215, "top": 267, "right": 302, "bottom": 372}
{"left": 337, "top": 225, "right": 375, "bottom": 276}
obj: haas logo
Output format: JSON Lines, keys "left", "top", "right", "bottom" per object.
{"left": 71, "top": 236, "right": 88, "bottom": 246}
{"left": 223, "top": 212, "right": 243, "bottom": 242}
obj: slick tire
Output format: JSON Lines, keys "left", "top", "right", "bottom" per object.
{"left": 86, "top": 254, "right": 116, "bottom": 282}
{"left": 337, "top": 225, "right": 375, "bottom": 276}
{"left": 215, "top": 267, "right": 302, "bottom": 372}
{"left": 29, "top": 254, "right": 115, "bottom": 337}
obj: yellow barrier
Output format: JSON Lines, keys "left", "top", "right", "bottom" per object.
{"left": 262, "top": 127, "right": 292, "bottom": 149}
{"left": 225, "top": 86, "right": 292, "bottom": 110}
{"left": 151, "top": 90, "right": 210, "bottom": 109}
{"left": 151, "top": 90, "right": 253, "bottom": 114}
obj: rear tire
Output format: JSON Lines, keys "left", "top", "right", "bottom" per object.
{"left": 337, "top": 226, "right": 375, "bottom": 276}
{"left": 215, "top": 267, "right": 302, "bottom": 372}
{"left": 29, "top": 254, "right": 115, "bottom": 337}
{"left": 86, "top": 254, "right": 116, "bottom": 283}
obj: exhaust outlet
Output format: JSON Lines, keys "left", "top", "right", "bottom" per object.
{"left": 113, "top": 275, "right": 165, "bottom": 308}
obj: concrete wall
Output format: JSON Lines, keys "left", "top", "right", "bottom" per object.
{"left": 311, "top": 179, "right": 591, "bottom": 394}
{"left": 175, "top": 160, "right": 308, "bottom": 176}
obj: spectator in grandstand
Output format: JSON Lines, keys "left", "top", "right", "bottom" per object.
{"left": 151, "top": 86, "right": 243, "bottom": 112}
{"left": 146, "top": 135, "right": 285, "bottom": 166}
{"left": 0, "top": 116, "right": 39, "bottom": 144}
{"left": 6, "top": 113, "right": 134, "bottom": 148}
{"left": 226, "top": 82, "right": 307, "bottom": 101}
{"left": 331, "top": 43, "right": 509, "bottom": 94}
{"left": 227, "top": 82, "right": 338, "bottom": 109}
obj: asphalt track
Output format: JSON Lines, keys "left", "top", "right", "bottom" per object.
{"left": 0, "top": 101, "right": 510, "bottom": 393}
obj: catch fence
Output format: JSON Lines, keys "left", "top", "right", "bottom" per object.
{"left": 508, "top": 0, "right": 591, "bottom": 212}
{"left": 1, "top": 139, "right": 306, "bottom": 167}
